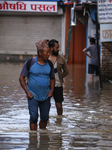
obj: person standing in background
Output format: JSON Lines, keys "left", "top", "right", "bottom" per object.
{"left": 48, "top": 39, "right": 69, "bottom": 115}
{"left": 82, "top": 37, "right": 99, "bottom": 82}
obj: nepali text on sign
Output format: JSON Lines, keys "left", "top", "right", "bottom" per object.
{"left": 0, "top": 1, "right": 57, "bottom": 12}
{"left": 100, "top": 24, "right": 112, "bottom": 42}
{"left": 97, "top": 0, "right": 112, "bottom": 23}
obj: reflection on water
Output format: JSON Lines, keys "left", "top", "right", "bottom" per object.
{"left": 0, "top": 62, "right": 112, "bottom": 149}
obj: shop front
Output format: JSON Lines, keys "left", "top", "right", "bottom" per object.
{"left": 0, "top": 0, "right": 64, "bottom": 61}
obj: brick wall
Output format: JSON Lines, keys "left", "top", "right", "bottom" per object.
{"left": 101, "top": 42, "right": 112, "bottom": 81}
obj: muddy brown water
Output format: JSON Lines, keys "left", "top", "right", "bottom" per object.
{"left": 0, "top": 62, "right": 112, "bottom": 150}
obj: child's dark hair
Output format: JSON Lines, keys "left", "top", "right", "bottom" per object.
{"left": 48, "top": 39, "right": 59, "bottom": 48}
{"left": 90, "top": 37, "right": 95, "bottom": 44}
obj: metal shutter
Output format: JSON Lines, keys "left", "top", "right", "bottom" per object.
{"left": 0, "top": 15, "right": 62, "bottom": 55}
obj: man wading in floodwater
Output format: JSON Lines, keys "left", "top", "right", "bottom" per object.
{"left": 19, "top": 39, "right": 55, "bottom": 130}
{"left": 82, "top": 37, "right": 99, "bottom": 82}
{"left": 48, "top": 39, "right": 69, "bottom": 115}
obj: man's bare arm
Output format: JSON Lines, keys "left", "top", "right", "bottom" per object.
{"left": 82, "top": 48, "right": 91, "bottom": 58}
{"left": 48, "top": 78, "right": 55, "bottom": 98}
{"left": 19, "top": 74, "right": 33, "bottom": 99}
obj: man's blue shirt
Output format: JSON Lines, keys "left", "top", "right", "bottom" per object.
{"left": 21, "top": 57, "right": 55, "bottom": 101}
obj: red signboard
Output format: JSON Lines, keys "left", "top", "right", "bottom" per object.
{"left": 0, "top": 1, "right": 57, "bottom": 12}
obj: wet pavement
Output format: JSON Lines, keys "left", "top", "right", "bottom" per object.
{"left": 0, "top": 62, "right": 112, "bottom": 150}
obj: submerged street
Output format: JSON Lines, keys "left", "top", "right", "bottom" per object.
{"left": 0, "top": 62, "right": 112, "bottom": 149}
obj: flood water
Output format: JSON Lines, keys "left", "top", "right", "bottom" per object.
{"left": 0, "top": 62, "right": 112, "bottom": 150}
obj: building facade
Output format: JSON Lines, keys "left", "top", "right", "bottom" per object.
{"left": 0, "top": 0, "right": 65, "bottom": 61}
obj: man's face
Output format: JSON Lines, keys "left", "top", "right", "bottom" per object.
{"left": 40, "top": 47, "right": 50, "bottom": 60}
{"left": 52, "top": 43, "right": 60, "bottom": 56}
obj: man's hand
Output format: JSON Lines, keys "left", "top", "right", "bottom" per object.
{"left": 47, "top": 90, "right": 53, "bottom": 98}
{"left": 88, "top": 55, "right": 91, "bottom": 58}
{"left": 26, "top": 91, "right": 33, "bottom": 99}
